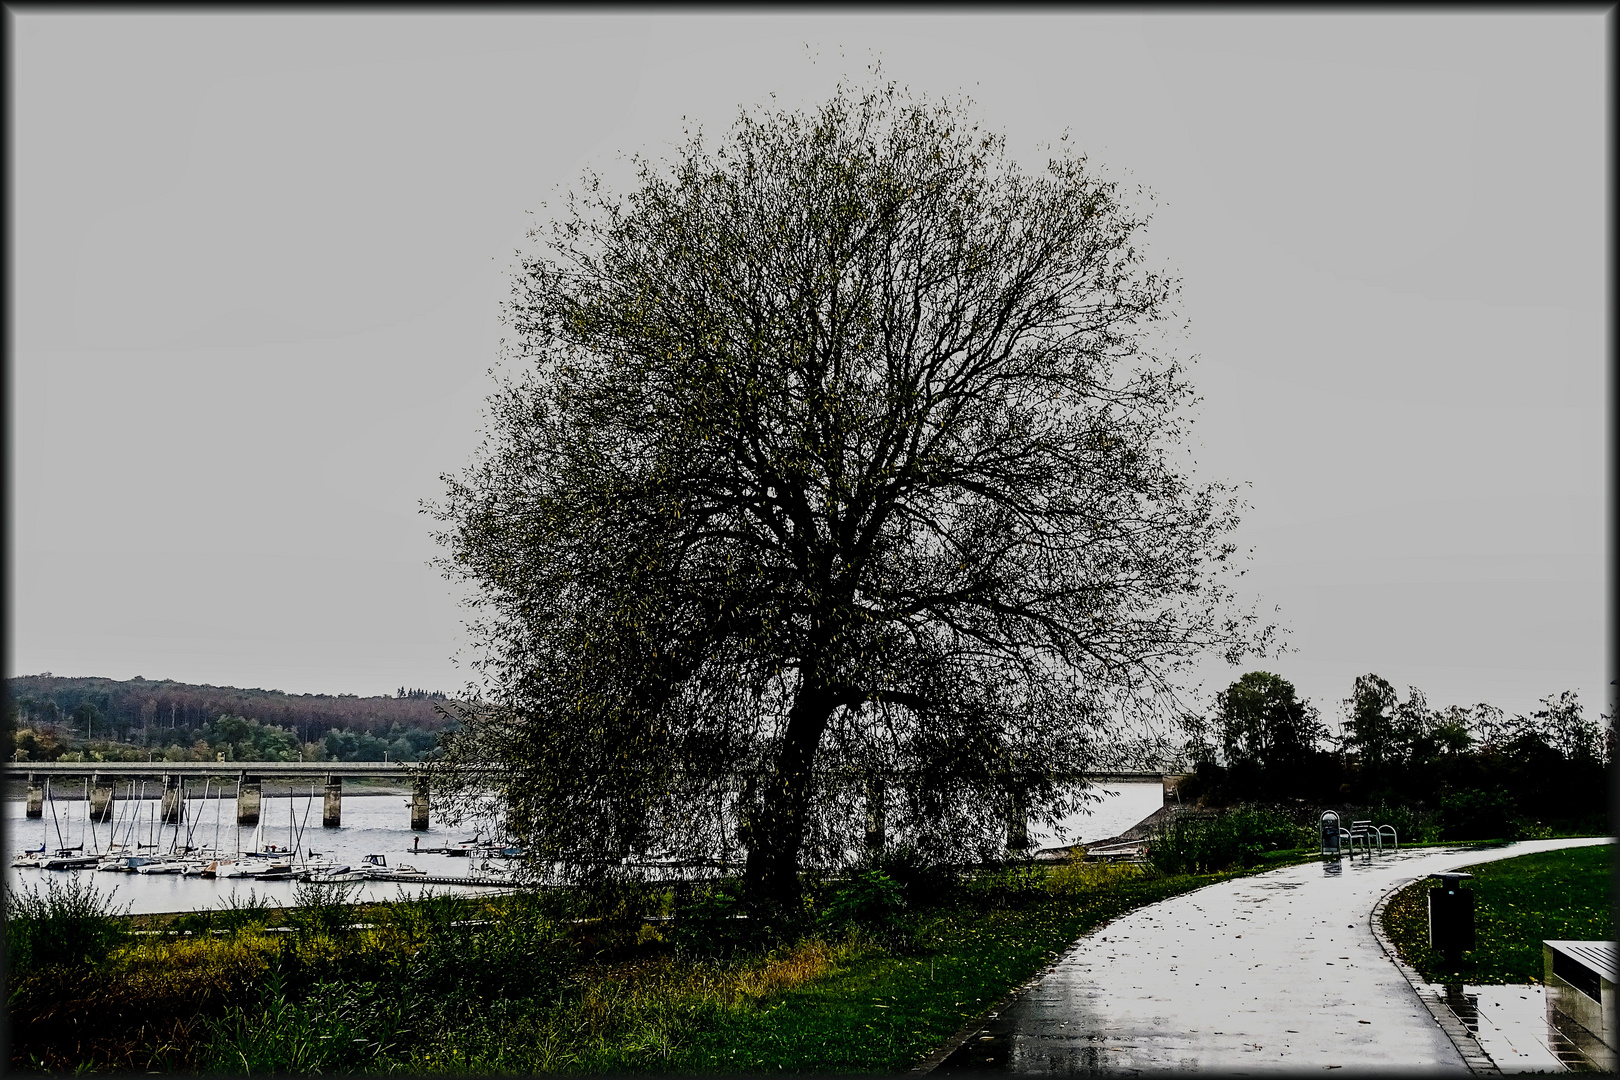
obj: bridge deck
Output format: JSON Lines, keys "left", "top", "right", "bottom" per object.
{"left": 11, "top": 761, "right": 419, "bottom": 778}
{"left": 9, "top": 761, "right": 1167, "bottom": 782}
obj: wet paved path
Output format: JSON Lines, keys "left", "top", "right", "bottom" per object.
{"left": 935, "top": 837, "right": 1612, "bottom": 1074}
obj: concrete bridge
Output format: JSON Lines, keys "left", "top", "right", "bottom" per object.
{"left": 11, "top": 761, "right": 1181, "bottom": 844}
{"left": 12, "top": 761, "right": 440, "bottom": 830}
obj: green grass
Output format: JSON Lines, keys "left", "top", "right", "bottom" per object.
{"left": 1381, "top": 843, "right": 1614, "bottom": 984}
{"left": 661, "top": 872, "right": 1219, "bottom": 1073}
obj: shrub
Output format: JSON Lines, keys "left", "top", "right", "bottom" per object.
{"left": 1147, "top": 806, "right": 1304, "bottom": 874}
{"left": 290, "top": 878, "right": 360, "bottom": 935}
{"left": 204, "top": 972, "right": 399, "bottom": 1074}
{"left": 3, "top": 874, "right": 131, "bottom": 978}
{"left": 1366, "top": 802, "right": 1435, "bottom": 845}
{"left": 1439, "top": 788, "right": 1521, "bottom": 841}
{"left": 816, "top": 870, "right": 906, "bottom": 935}
{"left": 860, "top": 844, "right": 956, "bottom": 909}
{"left": 961, "top": 859, "right": 1048, "bottom": 909}
{"left": 397, "top": 893, "right": 572, "bottom": 1012}
{"left": 216, "top": 888, "right": 277, "bottom": 933}
{"left": 671, "top": 882, "right": 747, "bottom": 958}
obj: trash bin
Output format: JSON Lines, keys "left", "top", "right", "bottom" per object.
{"left": 1428, "top": 872, "right": 1475, "bottom": 965}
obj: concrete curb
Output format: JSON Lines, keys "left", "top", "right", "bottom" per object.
{"left": 1369, "top": 876, "right": 1503, "bottom": 1075}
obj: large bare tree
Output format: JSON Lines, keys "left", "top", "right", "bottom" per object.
{"left": 428, "top": 81, "right": 1273, "bottom": 912}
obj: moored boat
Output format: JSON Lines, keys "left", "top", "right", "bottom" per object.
{"left": 101, "top": 853, "right": 158, "bottom": 873}
{"left": 135, "top": 856, "right": 189, "bottom": 874}
{"left": 255, "top": 856, "right": 296, "bottom": 880}
{"left": 215, "top": 858, "right": 263, "bottom": 879}
{"left": 12, "top": 844, "right": 47, "bottom": 868}
{"left": 357, "top": 854, "right": 425, "bottom": 879}
{"left": 294, "top": 853, "right": 344, "bottom": 881}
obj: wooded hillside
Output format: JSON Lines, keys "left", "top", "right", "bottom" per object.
{"left": 5, "top": 675, "right": 460, "bottom": 763}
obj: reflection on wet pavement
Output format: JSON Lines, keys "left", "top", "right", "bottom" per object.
{"left": 1437, "top": 983, "right": 1586, "bottom": 1073}
{"left": 933, "top": 838, "right": 1611, "bottom": 1073}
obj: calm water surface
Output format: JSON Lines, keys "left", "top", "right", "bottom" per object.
{"left": 6, "top": 792, "right": 508, "bottom": 915}
{"left": 1027, "top": 783, "right": 1163, "bottom": 850}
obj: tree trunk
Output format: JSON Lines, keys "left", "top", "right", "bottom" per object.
{"left": 742, "top": 677, "right": 836, "bottom": 915}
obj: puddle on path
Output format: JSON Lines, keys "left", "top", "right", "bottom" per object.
{"left": 1431, "top": 983, "right": 1582, "bottom": 1073}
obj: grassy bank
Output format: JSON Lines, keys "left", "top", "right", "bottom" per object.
{"left": 1380, "top": 843, "right": 1613, "bottom": 984}
{"left": 8, "top": 852, "right": 1322, "bottom": 1074}
{"left": 16, "top": 819, "right": 1592, "bottom": 1074}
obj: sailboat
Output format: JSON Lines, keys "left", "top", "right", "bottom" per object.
{"left": 11, "top": 841, "right": 47, "bottom": 868}
{"left": 179, "top": 780, "right": 221, "bottom": 874}
{"left": 138, "top": 778, "right": 196, "bottom": 873}
{"left": 107, "top": 784, "right": 164, "bottom": 870}
{"left": 12, "top": 779, "right": 53, "bottom": 867}
{"left": 292, "top": 785, "right": 345, "bottom": 880}
{"left": 97, "top": 780, "right": 152, "bottom": 871}
{"left": 242, "top": 786, "right": 300, "bottom": 878}
{"left": 196, "top": 779, "right": 238, "bottom": 877}
{"left": 43, "top": 779, "right": 101, "bottom": 868}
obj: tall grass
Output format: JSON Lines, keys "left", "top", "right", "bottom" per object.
{"left": 1045, "top": 852, "right": 1152, "bottom": 895}
{"left": 3, "top": 874, "right": 131, "bottom": 978}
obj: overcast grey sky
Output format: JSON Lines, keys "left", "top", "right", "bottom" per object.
{"left": 8, "top": 12, "right": 1610, "bottom": 729}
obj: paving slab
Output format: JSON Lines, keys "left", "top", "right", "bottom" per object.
{"left": 933, "top": 837, "right": 1612, "bottom": 1074}
{"left": 1433, "top": 983, "right": 1574, "bottom": 1073}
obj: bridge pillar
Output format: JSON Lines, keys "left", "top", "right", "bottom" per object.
{"left": 411, "top": 782, "right": 430, "bottom": 831}
{"left": 1163, "top": 773, "right": 1187, "bottom": 806}
{"left": 90, "top": 774, "right": 115, "bottom": 823}
{"left": 161, "top": 775, "right": 184, "bottom": 824}
{"left": 323, "top": 775, "right": 342, "bottom": 828}
{"left": 237, "top": 775, "right": 261, "bottom": 826}
{"left": 27, "top": 774, "right": 43, "bottom": 818}
{"left": 1006, "top": 788, "right": 1029, "bottom": 853}
{"left": 864, "top": 773, "right": 886, "bottom": 852}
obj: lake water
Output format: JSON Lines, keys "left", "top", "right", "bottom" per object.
{"left": 5, "top": 792, "right": 510, "bottom": 915}
{"left": 5, "top": 783, "right": 1164, "bottom": 915}
{"left": 1026, "top": 782, "right": 1164, "bottom": 850}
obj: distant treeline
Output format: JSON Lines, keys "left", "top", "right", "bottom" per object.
{"left": 4, "top": 674, "right": 462, "bottom": 764}
{"left": 1181, "top": 671, "right": 1613, "bottom": 836}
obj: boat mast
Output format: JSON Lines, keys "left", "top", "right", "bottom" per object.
{"left": 168, "top": 779, "right": 185, "bottom": 855}
{"left": 108, "top": 780, "right": 126, "bottom": 852}
{"left": 48, "top": 779, "right": 67, "bottom": 852}
{"left": 133, "top": 780, "right": 146, "bottom": 849}
{"left": 294, "top": 783, "right": 315, "bottom": 866}
{"left": 185, "top": 778, "right": 211, "bottom": 853}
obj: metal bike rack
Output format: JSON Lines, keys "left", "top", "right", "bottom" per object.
{"left": 1319, "top": 810, "right": 1344, "bottom": 856}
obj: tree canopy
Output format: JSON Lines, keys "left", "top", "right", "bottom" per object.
{"left": 1212, "top": 671, "right": 1326, "bottom": 776}
{"left": 428, "top": 80, "right": 1272, "bottom": 911}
